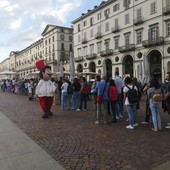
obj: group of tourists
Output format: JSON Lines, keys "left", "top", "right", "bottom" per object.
{"left": 1, "top": 71, "right": 170, "bottom": 131}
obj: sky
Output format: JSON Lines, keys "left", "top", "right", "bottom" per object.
{"left": 0, "top": 0, "right": 102, "bottom": 62}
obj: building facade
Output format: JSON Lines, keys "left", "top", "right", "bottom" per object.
{"left": 72, "top": 0, "right": 170, "bottom": 82}
{"left": 0, "top": 25, "right": 73, "bottom": 79}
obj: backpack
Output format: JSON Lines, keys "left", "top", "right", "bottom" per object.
{"left": 126, "top": 85, "right": 138, "bottom": 104}
{"left": 152, "top": 89, "right": 162, "bottom": 103}
{"left": 83, "top": 84, "right": 91, "bottom": 95}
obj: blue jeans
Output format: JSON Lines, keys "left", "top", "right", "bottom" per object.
{"left": 61, "top": 92, "right": 68, "bottom": 110}
{"left": 72, "top": 91, "right": 80, "bottom": 110}
{"left": 149, "top": 101, "right": 161, "bottom": 129}
{"left": 126, "top": 104, "right": 136, "bottom": 126}
{"left": 115, "top": 93, "right": 123, "bottom": 117}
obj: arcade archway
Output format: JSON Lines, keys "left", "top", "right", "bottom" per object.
{"left": 123, "top": 55, "right": 133, "bottom": 77}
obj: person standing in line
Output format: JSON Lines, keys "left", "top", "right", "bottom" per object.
{"left": 109, "top": 79, "right": 118, "bottom": 123}
{"left": 123, "top": 77, "right": 138, "bottom": 130}
{"left": 114, "top": 71, "right": 124, "bottom": 119}
{"left": 57, "top": 77, "right": 63, "bottom": 105}
{"left": 71, "top": 78, "right": 81, "bottom": 110}
{"left": 61, "top": 78, "right": 69, "bottom": 111}
{"left": 143, "top": 78, "right": 162, "bottom": 132}
{"left": 91, "top": 75, "right": 101, "bottom": 116}
{"left": 76, "top": 77, "right": 88, "bottom": 111}
{"left": 95, "top": 76, "right": 109, "bottom": 125}
{"left": 163, "top": 72, "right": 170, "bottom": 129}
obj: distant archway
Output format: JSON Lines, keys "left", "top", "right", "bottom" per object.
{"left": 77, "top": 64, "right": 83, "bottom": 72}
{"left": 122, "top": 55, "right": 133, "bottom": 77}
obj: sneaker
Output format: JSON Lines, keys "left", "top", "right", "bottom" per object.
{"left": 133, "top": 123, "right": 138, "bottom": 127}
{"left": 167, "top": 123, "right": 170, "bottom": 126}
{"left": 126, "top": 125, "right": 134, "bottom": 129}
{"left": 165, "top": 125, "right": 170, "bottom": 129}
{"left": 95, "top": 120, "right": 100, "bottom": 125}
{"left": 119, "top": 114, "right": 123, "bottom": 118}
{"left": 76, "top": 109, "right": 81, "bottom": 111}
{"left": 116, "top": 116, "right": 120, "bottom": 119}
{"left": 152, "top": 128, "right": 158, "bottom": 132}
{"left": 142, "top": 121, "right": 149, "bottom": 125}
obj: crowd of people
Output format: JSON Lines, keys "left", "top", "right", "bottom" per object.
{"left": 1, "top": 71, "right": 170, "bottom": 131}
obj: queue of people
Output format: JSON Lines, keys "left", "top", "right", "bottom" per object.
{"left": 1, "top": 71, "right": 170, "bottom": 132}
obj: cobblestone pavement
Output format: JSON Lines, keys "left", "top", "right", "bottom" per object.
{"left": 0, "top": 92, "right": 170, "bottom": 170}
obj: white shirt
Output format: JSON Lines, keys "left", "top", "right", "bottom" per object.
{"left": 61, "top": 82, "right": 69, "bottom": 93}
{"left": 36, "top": 79, "right": 56, "bottom": 97}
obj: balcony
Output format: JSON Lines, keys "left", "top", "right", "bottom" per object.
{"left": 142, "top": 37, "right": 164, "bottom": 48}
{"left": 163, "top": 6, "right": 170, "bottom": 15}
{"left": 75, "top": 56, "right": 83, "bottom": 62}
{"left": 100, "top": 49, "right": 113, "bottom": 57}
{"left": 118, "top": 44, "right": 135, "bottom": 53}
{"left": 86, "top": 53, "right": 97, "bottom": 60}
{"left": 134, "top": 17, "right": 144, "bottom": 26}
{"left": 95, "top": 32, "right": 102, "bottom": 39}
{"left": 81, "top": 38, "right": 88, "bottom": 44}
{"left": 111, "top": 26, "right": 120, "bottom": 33}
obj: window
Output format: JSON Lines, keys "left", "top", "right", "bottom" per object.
{"left": 105, "top": 22, "right": 109, "bottom": 32}
{"left": 90, "top": 44, "right": 94, "bottom": 54}
{"left": 113, "top": 3, "right": 119, "bottom": 12}
{"left": 61, "top": 43, "right": 65, "bottom": 51}
{"left": 83, "top": 32, "right": 87, "bottom": 39}
{"left": 78, "top": 48, "right": 81, "bottom": 56}
{"left": 114, "top": 37, "right": 119, "bottom": 49}
{"left": 136, "top": 8, "right": 141, "bottom": 19}
{"left": 78, "top": 24, "right": 80, "bottom": 32}
{"left": 97, "top": 25, "right": 101, "bottom": 33}
{"left": 90, "top": 29, "right": 93, "bottom": 38}
{"left": 136, "top": 30, "right": 142, "bottom": 44}
{"left": 90, "top": 17, "right": 94, "bottom": 26}
{"left": 69, "top": 36, "right": 73, "bottom": 42}
{"left": 151, "top": 2, "right": 156, "bottom": 14}
{"left": 124, "top": 33, "right": 130, "bottom": 46}
{"left": 53, "top": 44, "right": 55, "bottom": 51}
{"left": 78, "top": 35, "right": 81, "bottom": 42}
{"left": 105, "top": 40, "right": 110, "bottom": 50}
{"left": 83, "top": 21, "right": 87, "bottom": 27}
{"left": 97, "top": 13, "right": 101, "bottom": 20}
{"left": 123, "top": 0, "right": 131, "bottom": 9}
{"left": 149, "top": 25, "right": 159, "bottom": 40}
{"left": 70, "top": 44, "right": 73, "bottom": 52}
{"left": 166, "top": 0, "right": 170, "bottom": 6}
{"left": 104, "top": 8, "right": 110, "bottom": 18}
{"left": 125, "top": 14, "right": 130, "bottom": 24}
{"left": 83, "top": 46, "right": 87, "bottom": 56}
{"left": 166, "top": 21, "right": 170, "bottom": 36}
{"left": 115, "top": 18, "right": 119, "bottom": 27}
{"left": 49, "top": 46, "right": 51, "bottom": 53}
{"left": 60, "top": 35, "right": 65, "bottom": 40}
{"left": 52, "top": 36, "right": 55, "bottom": 42}
{"left": 45, "top": 40, "right": 47, "bottom": 46}
{"left": 97, "top": 42, "right": 101, "bottom": 54}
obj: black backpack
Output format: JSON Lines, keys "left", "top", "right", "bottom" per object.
{"left": 126, "top": 85, "right": 138, "bottom": 104}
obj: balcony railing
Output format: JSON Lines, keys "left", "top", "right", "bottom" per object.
{"left": 134, "top": 17, "right": 144, "bottom": 26}
{"left": 100, "top": 49, "right": 113, "bottom": 57}
{"left": 163, "top": 6, "right": 170, "bottom": 15}
{"left": 142, "top": 37, "right": 164, "bottom": 48}
{"left": 111, "top": 26, "right": 120, "bottom": 33}
{"left": 118, "top": 44, "right": 135, "bottom": 53}
{"left": 95, "top": 32, "right": 102, "bottom": 39}
{"left": 75, "top": 56, "right": 83, "bottom": 62}
{"left": 86, "top": 53, "right": 97, "bottom": 60}
{"left": 81, "top": 38, "right": 88, "bottom": 44}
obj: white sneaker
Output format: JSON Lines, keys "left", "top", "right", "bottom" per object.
{"left": 142, "top": 121, "right": 149, "bottom": 125}
{"left": 167, "top": 123, "right": 170, "bottom": 126}
{"left": 126, "top": 125, "right": 134, "bottom": 129}
{"left": 116, "top": 116, "right": 120, "bottom": 119}
{"left": 165, "top": 125, "right": 170, "bottom": 129}
{"left": 119, "top": 114, "right": 123, "bottom": 118}
{"left": 95, "top": 120, "right": 100, "bottom": 125}
{"left": 133, "top": 123, "right": 138, "bottom": 127}
{"left": 76, "top": 109, "right": 81, "bottom": 111}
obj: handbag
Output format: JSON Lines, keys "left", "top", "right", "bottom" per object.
{"left": 97, "top": 82, "right": 107, "bottom": 104}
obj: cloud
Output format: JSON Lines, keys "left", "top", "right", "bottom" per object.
{"left": 0, "top": 0, "right": 82, "bottom": 62}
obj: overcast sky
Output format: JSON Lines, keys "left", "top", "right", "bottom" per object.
{"left": 0, "top": 0, "right": 102, "bottom": 62}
